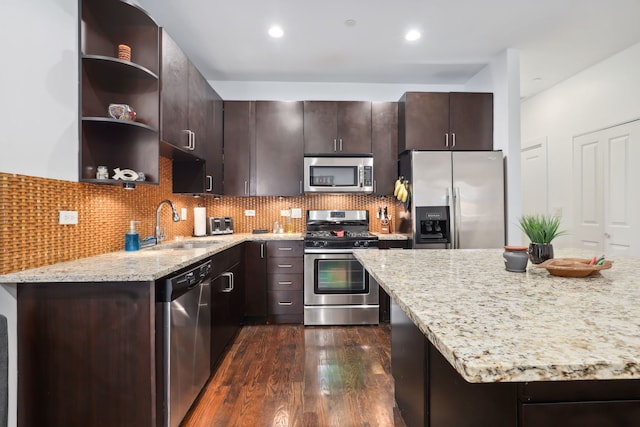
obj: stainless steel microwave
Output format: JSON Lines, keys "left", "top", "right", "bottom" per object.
{"left": 303, "top": 155, "right": 374, "bottom": 193}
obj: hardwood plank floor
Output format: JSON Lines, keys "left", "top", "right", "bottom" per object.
{"left": 183, "top": 324, "right": 407, "bottom": 427}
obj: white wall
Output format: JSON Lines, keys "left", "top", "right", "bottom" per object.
{"left": 210, "top": 80, "right": 463, "bottom": 101}
{"left": 0, "top": 0, "right": 78, "bottom": 181}
{"left": 521, "top": 41, "right": 640, "bottom": 249}
{"left": 466, "top": 49, "right": 521, "bottom": 245}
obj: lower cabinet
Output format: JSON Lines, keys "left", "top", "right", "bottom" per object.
{"left": 244, "top": 241, "right": 267, "bottom": 322}
{"left": 266, "top": 240, "right": 304, "bottom": 324}
{"left": 211, "top": 244, "right": 244, "bottom": 369}
{"left": 391, "top": 298, "right": 640, "bottom": 427}
{"left": 17, "top": 281, "right": 157, "bottom": 427}
{"left": 378, "top": 239, "right": 408, "bottom": 322}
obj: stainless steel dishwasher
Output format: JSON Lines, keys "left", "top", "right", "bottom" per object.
{"left": 157, "top": 260, "right": 212, "bottom": 427}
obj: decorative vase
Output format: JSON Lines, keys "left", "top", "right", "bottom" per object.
{"left": 503, "top": 246, "right": 529, "bottom": 272}
{"left": 528, "top": 243, "right": 554, "bottom": 264}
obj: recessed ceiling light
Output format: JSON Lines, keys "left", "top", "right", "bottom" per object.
{"left": 268, "top": 25, "right": 284, "bottom": 38}
{"left": 405, "top": 29, "right": 421, "bottom": 42}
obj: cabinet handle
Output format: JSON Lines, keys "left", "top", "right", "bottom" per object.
{"left": 277, "top": 264, "right": 293, "bottom": 268}
{"left": 244, "top": 181, "right": 249, "bottom": 195}
{"left": 278, "top": 281, "right": 293, "bottom": 286}
{"left": 445, "top": 133, "right": 449, "bottom": 148}
{"left": 278, "top": 247, "right": 293, "bottom": 251}
{"left": 339, "top": 139, "right": 343, "bottom": 151}
{"left": 333, "top": 139, "right": 337, "bottom": 152}
{"left": 451, "top": 132, "right": 456, "bottom": 148}
{"left": 260, "top": 243, "right": 265, "bottom": 259}
{"left": 299, "top": 180, "right": 303, "bottom": 195}
{"left": 206, "top": 176, "right": 212, "bottom": 192}
{"left": 184, "top": 130, "right": 195, "bottom": 150}
{"left": 221, "top": 272, "right": 233, "bottom": 292}
{"left": 373, "top": 180, "right": 377, "bottom": 193}
{"left": 278, "top": 301, "right": 293, "bottom": 306}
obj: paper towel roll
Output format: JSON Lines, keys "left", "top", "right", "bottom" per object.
{"left": 194, "top": 207, "right": 207, "bottom": 236}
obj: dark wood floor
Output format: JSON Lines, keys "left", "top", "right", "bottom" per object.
{"left": 183, "top": 324, "right": 407, "bottom": 427}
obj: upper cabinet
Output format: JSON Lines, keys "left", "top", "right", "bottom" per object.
{"left": 303, "top": 101, "right": 372, "bottom": 154}
{"left": 223, "top": 101, "right": 304, "bottom": 196}
{"left": 223, "top": 101, "right": 254, "bottom": 196}
{"left": 160, "top": 30, "right": 224, "bottom": 194}
{"left": 398, "top": 92, "right": 493, "bottom": 152}
{"left": 255, "top": 101, "right": 304, "bottom": 196}
{"left": 372, "top": 102, "right": 398, "bottom": 195}
{"left": 80, "top": 0, "right": 160, "bottom": 184}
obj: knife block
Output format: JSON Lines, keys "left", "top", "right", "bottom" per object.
{"left": 380, "top": 218, "right": 391, "bottom": 234}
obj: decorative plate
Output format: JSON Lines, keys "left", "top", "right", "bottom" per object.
{"left": 535, "top": 258, "right": 613, "bottom": 278}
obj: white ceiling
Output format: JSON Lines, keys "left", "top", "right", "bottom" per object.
{"left": 136, "top": 0, "right": 640, "bottom": 99}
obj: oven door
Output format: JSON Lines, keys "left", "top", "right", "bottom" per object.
{"left": 304, "top": 251, "right": 378, "bottom": 306}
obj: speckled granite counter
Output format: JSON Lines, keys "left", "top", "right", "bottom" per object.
{"left": 0, "top": 233, "right": 303, "bottom": 283}
{"left": 372, "top": 233, "right": 409, "bottom": 240}
{"left": 353, "top": 248, "right": 640, "bottom": 384}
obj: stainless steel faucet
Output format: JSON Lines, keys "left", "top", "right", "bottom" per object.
{"left": 155, "top": 200, "right": 180, "bottom": 244}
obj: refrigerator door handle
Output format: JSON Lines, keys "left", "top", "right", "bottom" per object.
{"left": 454, "top": 187, "right": 461, "bottom": 249}
{"left": 447, "top": 187, "right": 455, "bottom": 249}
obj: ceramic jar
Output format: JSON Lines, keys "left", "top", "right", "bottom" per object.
{"left": 503, "top": 246, "right": 529, "bottom": 272}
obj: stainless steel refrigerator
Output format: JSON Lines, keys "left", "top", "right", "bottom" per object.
{"left": 398, "top": 150, "right": 505, "bottom": 249}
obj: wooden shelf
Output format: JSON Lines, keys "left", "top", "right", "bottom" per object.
{"left": 80, "top": 0, "right": 160, "bottom": 185}
{"left": 82, "top": 116, "right": 158, "bottom": 133}
{"left": 82, "top": 54, "right": 158, "bottom": 80}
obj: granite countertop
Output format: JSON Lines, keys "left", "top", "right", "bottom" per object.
{"left": 0, "top": 233, "right": 303, "bottom": 284}
{"left": 353, "top": 248, "right": 640, "bottom": 384}
{"left": 372, "top": 232, "right": 408, "bottom": 240}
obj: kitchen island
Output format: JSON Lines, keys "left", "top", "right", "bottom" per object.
{"left": 353, "top": 248, "right": 640, "bottom": 427}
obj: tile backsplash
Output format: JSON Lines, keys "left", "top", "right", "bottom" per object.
{"left": 0, "top": 157, "right": 396, "bottom": 275}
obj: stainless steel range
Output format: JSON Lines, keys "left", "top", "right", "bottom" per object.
{"left": 304, "top": 210, "right": 379, "bottom": 326}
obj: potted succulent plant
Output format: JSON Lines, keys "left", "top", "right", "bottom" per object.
{"left": 518, "top": 214, "right": 568, "bottom": 264}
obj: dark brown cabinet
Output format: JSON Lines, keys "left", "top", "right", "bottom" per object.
{"left": 80, "top": 0, "right": 160, "bottom": 185}
{"left": 223, "top": 101, "right": 304, "bottom": 196}
{"left": 223, "top": 101, "right": 254, "bottom": 196}
{"left": 266, "top": 240, "right": 304, "bottom": 324}
{"left": 398, "top": 92, "right": 493, "bottom": 152}
{"left": 303, "top": 101, "right": 372, "bottom": 154}
{"left": 256, "top": 102, "right": 304, "bottom": 196}
{"left": 244, "top": 241, "right": 267, "bottom": 321}
{"left": 211, "top": 244, "right": 244, "bottom": 368}
{"left": 160, "top": 31, "right": 208, "bottom": 158}
{"left": 161, "top": 30, "right": 224, "bottom": 194}
{"left": 371, "top": 102, "right": 398, "bottom": 195}
{"left": 18, "top": 281, "right": 157, "bottom": 427}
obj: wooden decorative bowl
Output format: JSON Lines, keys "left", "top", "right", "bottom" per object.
{"left": 535, "top": 258, "right": 613, "bottom": 277}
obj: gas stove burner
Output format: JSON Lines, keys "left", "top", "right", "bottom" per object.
{"left": 304, "top": 209, "right": 379, "bottom": 249}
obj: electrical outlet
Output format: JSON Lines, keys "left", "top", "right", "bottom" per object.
{"left": 181, "top": 208, "right": 187, "bottom": 220}
{"left": 59, "top": 210, "right": 78, "bottom": 225}
{"left": 245, "top": 210, "right": 256, "bottom": 217}
{"left": 291, "top": 208, "right": 302, "bottom": 219}
{"left": 280, "top": 209, "right": 291, "bottom": 217}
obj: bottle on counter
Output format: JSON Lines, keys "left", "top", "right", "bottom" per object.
{"left": 125, "top": 220, "right": 140, "bottom": 251}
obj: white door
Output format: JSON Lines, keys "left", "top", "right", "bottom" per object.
{"left": 521, "top": 138, "right": 548, "bottom": 216}
{"left": 573, "top": 120, "right": 640, "bottom": 256}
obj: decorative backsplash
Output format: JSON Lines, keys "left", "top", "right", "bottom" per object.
{"left": 0, "top": 158, "right": 396, "bottom": 274}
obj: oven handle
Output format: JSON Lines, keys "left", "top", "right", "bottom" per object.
{"left": 304, "top": 248, "right": 359, "bottom": 254}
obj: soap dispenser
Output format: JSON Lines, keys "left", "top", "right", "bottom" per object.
{"left": 125, "top": 220, "right": 140, "bottom": 251}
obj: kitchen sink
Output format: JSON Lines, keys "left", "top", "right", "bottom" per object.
{"left": 151, "top": 240, "right": 222, "bottom": 250}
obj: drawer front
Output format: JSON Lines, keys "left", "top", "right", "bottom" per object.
{"left": 267, "top": 240, "right": 303, "bottom": 257}
{"left": 268, "top": 290, "right": 303, "bottom": 315}
{"left": 268, "top": 273, "right": 304, "bottom": 291}
{"left": 267, "top": 257, "right": 303, "bottom": 274}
